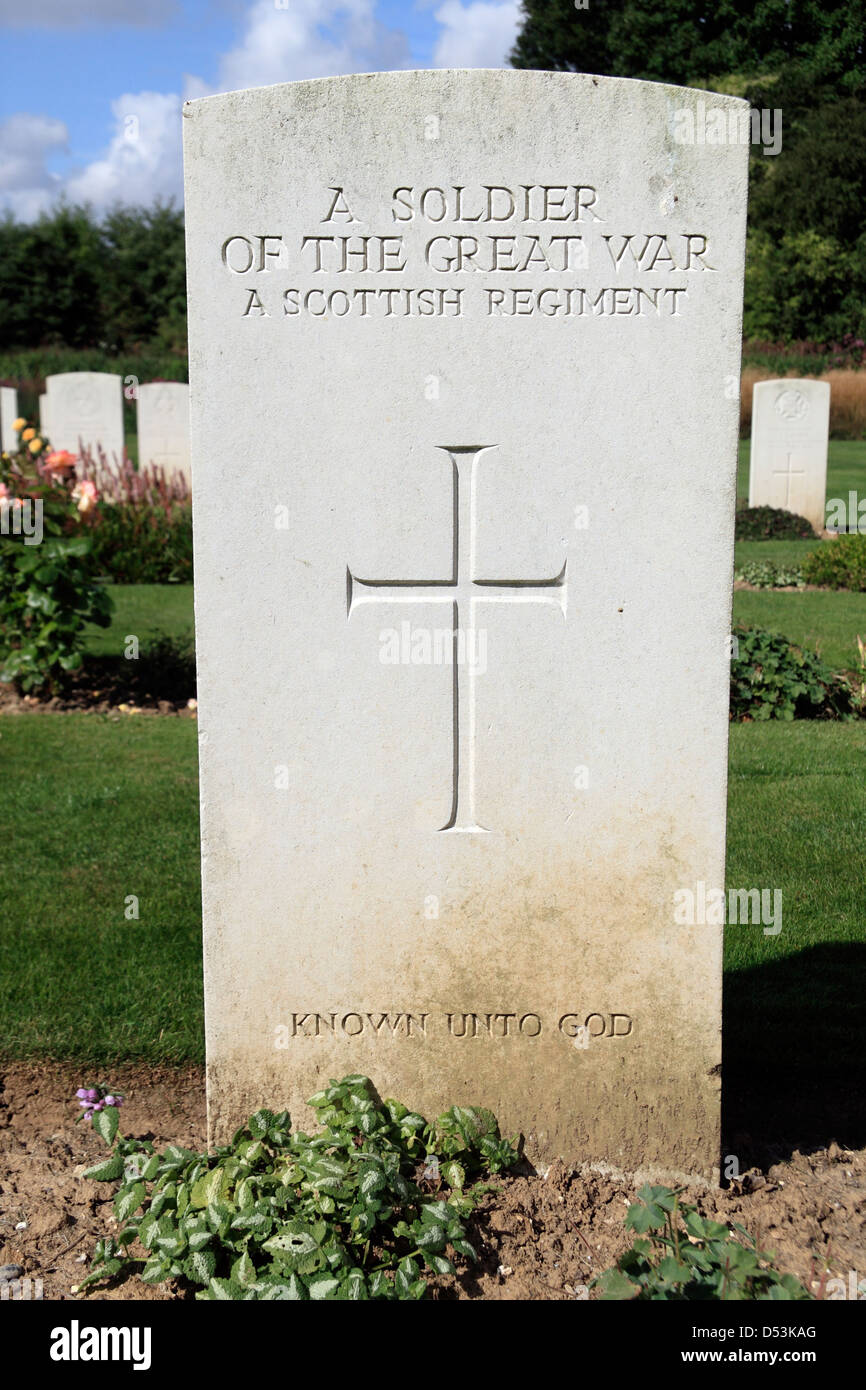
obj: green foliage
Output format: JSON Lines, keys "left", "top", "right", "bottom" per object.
{"left": 593, "top": 1185, "right": 812, "bottom": 1301}
{"left": 735, "top": 506, "right": 817, "bottom": 541}
{"left": 747, "top": 97, "right": 866, "bottom": 250}
{"left": 134, "top": 631, "right": 197, "bottom": 703}
{"left": 510, "top": 0, "right": 866, "bottom": 94}
{"left": 730, "top": 624, "right": 855, "bottom": 721}
{"left": 0, "top": 202, "right": 186, "bottom": 354}
{"left": 735, "top": 560, "right": 805, "bottom": 589}
{"left": 741, "top": 339, "right": 862, "bottom": 374}
{"left": 0, "top": 533, "right": 112, "bottom": 691}
{"left": 0, "top": 433, "right": 113, "bottom": 690}
{"left": 510, "top": 2, "right": 866, "bottom": 343}
{"left": 90, "top": 502, "right": 193, "bottom": 584}
{"left": 802, "top": 533, "right": 866, "bottom": 591}
{"left": 76, "top": 1075, "right": 518, "bottom": 1301}
{"left": 744, "top": 227, "right": 866, "bottom": 342}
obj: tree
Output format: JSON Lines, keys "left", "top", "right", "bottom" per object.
{"left": 510, "top": 0, "right": 865, "bottom": 94}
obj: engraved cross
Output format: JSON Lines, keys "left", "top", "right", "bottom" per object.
{"left": 347, "top": 444, "right": 567, "bottom": 833}
{"left": 772, "top": 452, "right": 805, "bottom": 508}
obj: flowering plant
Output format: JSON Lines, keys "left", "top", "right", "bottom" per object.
{"left": 75, "top": 1084, "right": 125, "bottom": 1125}
{"left": 0, "top": 419, "right": 113, "bottom": 691}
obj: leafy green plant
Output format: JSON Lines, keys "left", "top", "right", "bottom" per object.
{"left": 0, "top": 534, "right": 113, "bottom": 691}
{"left": 730, "top": 624, "right": 856, "bottom": 721}
{"left": 88, "top": 501, "right": 192, "bottom": 583}
{"left": 0, "top": 426, "right": 112, "bottom": 690}
{"left": 593, "top": 1185, "right": 812, "bottom": 1301}
{"left": 734, "top": 560, "right": 806, "bottom": 589}
{"left": 802, "top": 532, "right": 866, "bottom": 591}
{"left": 734, "top": 506, "right": 817, "bottom": 542}
{"left": 75, "top": 1074, "right": 518, "bottom": 1301}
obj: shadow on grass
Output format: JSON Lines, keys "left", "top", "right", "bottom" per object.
{"left": 722, "top": 942, "right": 866, "bottom": 1169}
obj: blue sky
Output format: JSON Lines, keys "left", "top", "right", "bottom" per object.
{"left": 0, "top": 0, "right": 522, "bottom": 218}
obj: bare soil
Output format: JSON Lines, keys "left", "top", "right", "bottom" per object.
{"left": 1, "top": 1062, "right": 863, "bottom": 1302}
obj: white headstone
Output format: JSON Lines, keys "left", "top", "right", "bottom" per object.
{"left": 137, "top": 382, "right": 192, "bottom": 485}
{"left": 38, "top": 392, "right": 52, "bottom": 445}
{"left": 0, "top": 386, "right": 18, "bottom": 453}
{"left": 749, "top": 379, "right": 830, "bottom": 533}
{"left": 44, "top": 372, "right": 124, "bottom": 462}
{"left": 184, "top": 71, "right": 749, "bottom": 1182}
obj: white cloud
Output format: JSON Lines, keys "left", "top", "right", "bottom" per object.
{"left": 0, "top": 0, "right": 178, "bottom": 26}
{"left": 62, "top": 92, "right": 184, "bottom": 211}
{"left": 217, "top": 0, "right": 410, "bottom": 92}
{"left": 0, "top": 0, "right": 522, "bottom": 218}
{"left": 432, "top": 0, "right": 521, "bottom": 68}
{"left": 0, "top": 113, "right": 67, "bottom": 220}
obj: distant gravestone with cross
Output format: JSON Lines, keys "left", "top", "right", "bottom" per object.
{"left": 184, "top": 71, "right": 749, "bottom": 1181}
{"left": 749, "top": 379, "right": 830, "bottom": 533}
{"left": 44, "top": 372, "right": 124, "bottom": 464}
{"left": 137, "top": 382, "right": 191, "bottom": 487}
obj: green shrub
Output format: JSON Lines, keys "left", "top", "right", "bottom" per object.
{"left": 89, "top": 502, "right": 192, "bottom": 584}
{"left": 135, "top": 631, "right": 197, "bottom": 702}
{"left": 735, "top": 506, "right": 817, "bottom": 541}
{"left": 0, "top": 532, "right": 113, "bottom": 691}
{"left": 593, "top": 1185, "right": 811, "bottom": 1301}
{"left": 0, "top": 428, "right": 113, "bottom": 690}
{"left": 76, "top": 1074, "right": 518, "bottom": 1301}
{"left": 802, "top": 532, "right": 866, "bottom": 591}
{"left": 730, "top": 625, "right": 855, "bottom": 721}
{"left": 734, "top": 560, "right": 805, "bottom": 589}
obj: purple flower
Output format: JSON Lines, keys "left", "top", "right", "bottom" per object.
{"left": 78, "top": 1100, "right": 92, "bottom": 1109}
{"left": 85, "top": 1089, "right": 99, "bottom": 1102}
{"left": 104, "top": 1096, "right": 116, "bottom": 1106}
{"left": 76, "top": 1088, "right": 88, "bottom": 1099}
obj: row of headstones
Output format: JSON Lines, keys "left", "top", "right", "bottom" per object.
{"left": 0, "top": 374, "right": 191, "bottom": 483}
{"left": 3, "top": 375, "right": 829, "bottom": 526}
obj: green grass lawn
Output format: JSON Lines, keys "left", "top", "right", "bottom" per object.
{"left": 732, "top": 589, "right": 866, "bottom": 670}
{"left": 737, "top": 437, "right": 866, "bottom": 510}
{"left": 84, "top": 584, "right": 194, "bottom": 656}
{"left": 0, "top": 715, "right": 202, "bottom": 1064}
{"left": 733, "top": 538, "right": 829, "bottom": 569}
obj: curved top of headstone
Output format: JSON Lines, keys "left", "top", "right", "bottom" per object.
{"left": 183, "top": 66, "right": 749, "bottom": 104}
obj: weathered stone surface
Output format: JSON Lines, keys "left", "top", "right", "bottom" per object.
{"left": 749, "top": 379, "right": 830, "bottom": 533}
{"left": 137, "top": 382, "right": 191, "bottom": 485}
{"left": 184, "top": 70, "right": 748, "bottom": 1182}
{"left": 44, "top": 372, "right": 124, "bottom": 462}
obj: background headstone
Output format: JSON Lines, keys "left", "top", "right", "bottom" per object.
{"left": 44, "top": 372, "right": 124, "bottom": 462}
{"left": 38, "top": 393, "right": 52, "bottom": 446}
{"left": 749, "top": 379, "right": 830, "bottom": 532}
{"left": 137, "top": 382, "right": 191, "bottom": 485}
{"left": 184, "top": 71, "right": 749, "bottom": 1182}
{"left": 0, "top": 386, "right": 18, "bottom": 453}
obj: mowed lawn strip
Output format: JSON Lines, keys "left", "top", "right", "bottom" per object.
{"left": 83, "top": 583, "right": 194, "bottom": 656}
{"left": 732, "top": 589, "right": 866, "bottom": 671}
{"left": 0, "top": 715, "right": 202, "bottom": 1064}
{"left": 724, "top": 722, "right": 866, "bottom": 1129}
